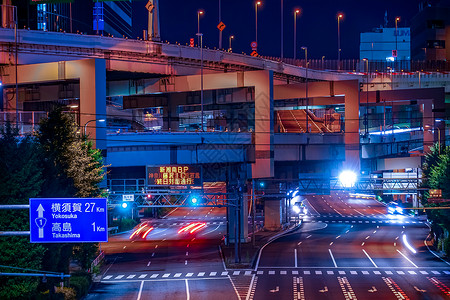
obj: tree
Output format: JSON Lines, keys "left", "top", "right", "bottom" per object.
{"left": 0, "top": 123, "right": 46, "bottom": 299}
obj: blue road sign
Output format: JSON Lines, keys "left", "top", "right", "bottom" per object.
{"left": 29, "top": 198, "right": 108, "bottom": 243}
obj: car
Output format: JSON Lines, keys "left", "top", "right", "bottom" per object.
{"left": 387, "top": 202, "right": 404, "bottom": 214}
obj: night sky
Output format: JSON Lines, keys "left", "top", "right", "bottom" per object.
{"left": 132, "top": 0, "right": 421, "bottom": 60}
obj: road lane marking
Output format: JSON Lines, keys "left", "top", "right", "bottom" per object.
{"left": 294, "top": 249, "right": 298, "bottom": 268}
{"left": 185, "top": 260, "right": 188, "bottom": 265}
{"left": 103, "top": 275, "right": 112, "bottom": 280}
{"left": 137, "top": 280, "right": 144, "bottom": 300}
{"left": 138, "top": 274, "right": 147, "bottom": 279}
{"left": 315, "top": 271, "right": 322, "bottom": 275}
{"left": 162, "top": 273, "right": 170, "bottom": 278}
{"left": 210, "top": 272, "right": 217, "bottom": 276}
{"left": 221, "top": 272, "right": 228, "bottom": 276}
{"left": 198, "top": 272, "right": 205, "bottom": 277}
{"left": 186, "top": 273, "right": 193, "bottom": 277}
{"left": 185, "top": 279, "right": 190, "bottom": 300}
{"left": 127, "top": 275, "right": 136, "bottom": 279}
{"left": 396, "top": 249, "right": 418, "bottom": 268}
{"left": 150, "top": 274, "right": 158, "bottom": 278}
{"left": 147, "top": 261, "right": 151, "bottom": 267}
{"left": 362, "top": 249, "right": 378, "bottom": 268}
{"left": 115, "top": 275, "right": 124, "bottom": 279}
{"left": 329, "top": 249, "right": 338, "bottom": 268}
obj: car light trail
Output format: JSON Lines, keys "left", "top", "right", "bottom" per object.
{"left": 142, "top": 226, "right": 154, "bottom": 238}
{"left": 190, "top": 223, "right": 206, "bottom": 233}
{"left": 178, "top": 223, "right": 199, "bottom": 234}
{"left": 402, "top": 234, "right": 417, "bottom": 254}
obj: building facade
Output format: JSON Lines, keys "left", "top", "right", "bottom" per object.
{"left": 360, "top": 27, "right": 411, "bottom": 62}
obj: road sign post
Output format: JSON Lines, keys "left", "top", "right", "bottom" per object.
{"left": 29, "top": 198, "right": 108, "bottom": 243}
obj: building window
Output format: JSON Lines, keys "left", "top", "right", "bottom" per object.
{"left": 427, "top": 20, "right": 445, "bottom": 29}
{"left": 426, "top": 40, "right": 445, "bottom": 49}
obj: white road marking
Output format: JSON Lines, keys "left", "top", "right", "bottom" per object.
{"left": 329, "top": 249, "right": 338, "bottom": 268}
{"left": 147, "top": 261, "right": 151, "bottom": 267}
{"left": 198, "top": 272, "right": 205, "bottom": 277}
{"left": 362, "top": 249, "right": 378, "bottom": 268}
{"left": 137, "top": 280, "right": 144, "bottom": 300}
{"left": 150, "top": 274, "right": 159, "bottom": 278}
{"left": 115, "top": 275, "right": 124, "bottom": 279}
{"left": 396, "top": 249, "right": 418, "bottom": 268}
{"left": 185, "top": 279, "right": 190, "bottom": 300}
{"left": 127, "top": 275, "right": 136, "bottom": 279}
{"left": 162, "top": 273, "right": 170, "bottom": 278}
{"left": 186, "top": 273, "right": 193, "bottom": 277}
{"left": 295, "top": 249, "right": 298, "bottom": 268}
{"left": 138, "top": 274, "right": 147, "bottom": 279}
{"left": 103, "top": 275, "right": 112, "bottom": 280}
{"left": 174, "top": 273, "right": 182, "bottom": 278}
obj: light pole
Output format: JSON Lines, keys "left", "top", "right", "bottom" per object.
{"left": 196, "top": 33, "right": 204, "bottom": 131}
{"left": 301, "top": 46, "right": 308, "bottom": 133}
{"left": 84, "top": 119, "right": 105, "bottom": 136}
{"left": 229, "top": 35, "right": 234, "bottom": 52}
{"left": 425, "top": 123, "right": 441, "bottom": 154}
{"left": 281, "top": 0, "right": 284, "bottom": 59}
{"left": 218, "top": 0, "right": 222, "bottom": 49}
{"left": 337, "top": 13, "right": 343, "bottom": 70}
{"left": 363, "top": 58, "right": 369, "bottom": 135}
{"left": 321, "top": 55, "right": 325, "bottom": 69}
{"left": 255, "top": 1, "right": 261, "bottom": 51}
{"left": 197, "top": 9, "right": 204, "bottom": 46}
{"left": 395, "top": 17, "right": 400, "bottom": 60}
{"left": 293, "top": 9, "right": 300, "bottom": 60}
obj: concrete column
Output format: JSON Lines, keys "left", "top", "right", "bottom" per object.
{"left": 264, "top": 199, "right": 281, "bottom": 231}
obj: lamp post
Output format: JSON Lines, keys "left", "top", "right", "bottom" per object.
{"left": 301, "top": 46, "right": 308, "bottom": 133}
{"left": 196, "top": 33, "right": 204, "bottom": 131}
{"left": 218, "top": 0, "right": 222, "bottom": 49}
{"left": 197, "top": 9, "right": 204, "bottom": 46}
{"left": 293, "top": 9, "right": 300, "bottom": 60}
{"left": 363, "top": 58, "right": 369, "bottom": 135}
{"left": 229, "top": 35, "right": 234, "bottom": 52}
{"left": 84, "top": 119, "right": 105, "bottom": 136}
{"left": 337, "top": 13, "right": 343, "bottom": 70}
{"left": 281, "top": 0, "right": 284, "bottom": 59}
{"left": 395, "top": 17, "right": 400, "bottom": 60}
{"left": 255, "top": 1, "right": 261, "bottom": 51}
{"left": 321, "top": 56, "right": 325, "bottom": 69}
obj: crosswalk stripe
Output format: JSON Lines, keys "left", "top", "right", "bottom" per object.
{"left": 115, "top": 275, "right": 124, "bottom": 279}
{"left": 150, "top": 274, "right": 159, "bottom": 278}
{"left": 304, "top": 271, "right": 310, "bottom": 275}
{"left": 268, "top": 271, "right": 275, "bottom": 275}
{"left": 139, "top": 274, "right": 147, "bottom": 279}
{"left": 397, "top": 271, "right": 405, "bottom": 275}
{"left": 443, "top": 271, "right": 450, "bottom": 275}
{"left": 385, "top": 271, "right": 393, "bottom": 275}
{"left": 420, "top": 271, "right": 429, "bottom": 275}
{"left": 350, "top": 271, "right": 357, "bottom": 275}
{"left": 210, "top": 272, "right": 217, "bottom": 276}
{"left": 280, "top": 271, "right": 287, "bottom": 275}
{"left": 292, "top": 271, "right": 299, "bottom": 275}
{"left": 198, "top": 272, "right": 205, "bottom": 277}
{"left": 103, "top": 275, "right": 112, "bottom": 280}
{"left": 127, "top": 275, "right": 135, "bottom": 279}
{"left": 374, "top": 271, "right": 381, "bottom": 275}
{"left": 408, "top": 271, "right": 417, "bottom": 275}
{"left": 233, "top": 271, "right": 240, "bottom": 276}
{"left": 174, "top": 273, "right": 182, "bottom": 278}
{"left": 339, "top": 271, "right": 346, "bottom": 275}
{"left": 327, "top": 271, "right": 334, "bottom": 275}
{"left": 245, "top": 271, "right": 252, "bottom": 276}
{"left": 362, "top": 271, "right": 369, "bottom": 275}
{"left": 186, "top": 273, "right": 193, "bottom": 277}
{"left": 162, "top": 273, "right": 170, "bottom": 278}
{"left": 257, "top": 271, "right": 264, "bottom": 275}
{"left": 432, "top": 271, "right": 440, "bottom": 275}
{"left": 315, "top": 271, "right": 322, "bottom": 275}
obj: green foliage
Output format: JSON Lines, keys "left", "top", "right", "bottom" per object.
{"left": 69, "top": 274, "right": 91, "bottom": 298}
{"left": 0, "top": 123, "right": 46, "bottom": 299}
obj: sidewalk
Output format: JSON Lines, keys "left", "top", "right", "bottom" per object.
{"left": 221, "top": 222, "right": 301, "bottom": 269}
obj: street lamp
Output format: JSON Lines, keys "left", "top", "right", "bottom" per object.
{"left": 363, "top": 58, "right": 369, "bottom": 135}
{"left": 197, "top": 9, "right": 204, "bottom": 46}
{"left": 293, "top": 9, "right": 300, "bottom": 60}
{"left": 337, "top": 13, "right": 344, "bottom": 70}
{"left": 395, "top": 17, "right": 400, "bottom": 60}
{"left": 301, "top": 46, "right": 309, "bottom": 132}
{"left": 229, "top": 35, "right": 234, "bottom": 52}
{"left": 255, "top": 1, "right": 261, "bottom": 51}
{"left": 84, "top": 119, "right": 105, "bottom": 136}
{"left": 196, "top": 33, "right": 204, "bottom": 131}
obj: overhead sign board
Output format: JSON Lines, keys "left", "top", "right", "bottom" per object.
{"left": 147, "top": 165, "right": 202, "bottom": 186}
{"left": 29, "top": 198, "right": 108, "bottom": 243}
{"left": 122, "top": 194, "right": 134, "bottom": 202}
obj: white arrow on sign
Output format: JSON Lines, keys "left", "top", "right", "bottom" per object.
{"left": 36, "top": 204, "right": 46, "bottom": 238}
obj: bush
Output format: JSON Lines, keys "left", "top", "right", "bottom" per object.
{"left": 55, "top": 286, "right": 76, "bottom": 300}
{"left": 69, "top": 274, "right": 91, "bottom": 299}
{"left": 119, "top": 218, "right": 138, "bottom": 232}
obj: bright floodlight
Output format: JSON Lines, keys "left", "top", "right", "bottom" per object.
{"left": 121, "top": 202, "right": 128, "bottom": 209}
{"left": 339, "top": 170, "right": 357, "bottom": 188}
{"left": 292, "top": 205, "right": 301, "bottom": 214}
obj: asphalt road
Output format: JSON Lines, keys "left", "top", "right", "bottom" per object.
{"left": 88, "top": 192, "right": 450, "bottom": 299}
